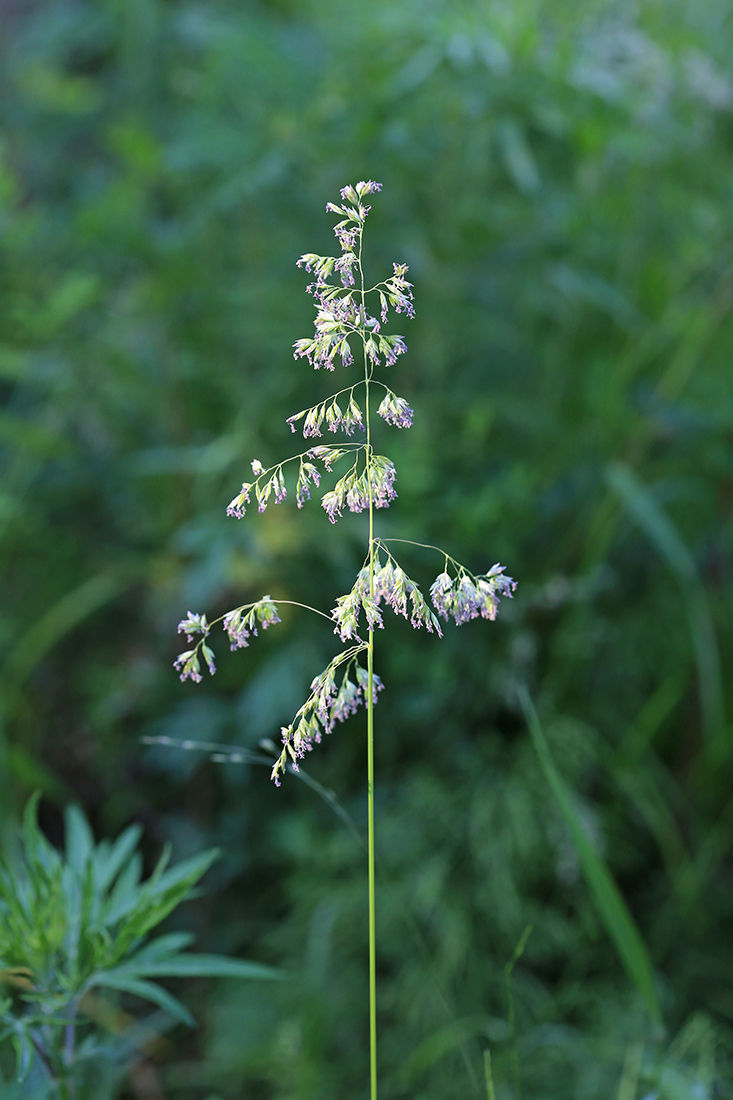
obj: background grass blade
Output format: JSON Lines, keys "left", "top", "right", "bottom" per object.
{"left": 520, "top": 686, "right": 662, "bottom": 1026}
{"left": 606, "top": 462, "right": 727, "bottom": 762}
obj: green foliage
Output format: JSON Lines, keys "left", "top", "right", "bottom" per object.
{"left": 0, "top": 795, "right": 279, "bottom": 1097}
{"left": 521, "top": 688, "right": 661, "bottom": 1025}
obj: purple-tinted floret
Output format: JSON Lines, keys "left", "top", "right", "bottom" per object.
{"left": 377, "top": 393, "right": 414, "bottom": 428}
{"left": 226, "top": 483, "right": 251, "bottom": 519}
{"left": 174, "top": 650, "right": 202, "bottom": 683}
{"left": 357, "top": 181, "right": 382, "bottom": 195}
{"left": 430, "top": 567, "right": 516, "bottom": 626}
{"left": 177, "top": 611, "right": 209, "bottom": 643}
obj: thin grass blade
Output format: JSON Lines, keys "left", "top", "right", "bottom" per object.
{"left": 520, "top": 686, "right": 662, "bottom": 1025}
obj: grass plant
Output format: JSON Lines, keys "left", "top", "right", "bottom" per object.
{"left": 171, "top": 182, "right": 516, "bottom": 1097}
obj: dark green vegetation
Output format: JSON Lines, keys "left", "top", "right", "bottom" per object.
{"left": 0, "top": 796, "right": 279, "bottom": 1098}
{"left": 1, "top": 0, "right": 732, "bottom": 1096}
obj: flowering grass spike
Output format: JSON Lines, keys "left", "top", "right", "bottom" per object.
{"left": 173, "top": 181, "right": 515, "bottom": 1100}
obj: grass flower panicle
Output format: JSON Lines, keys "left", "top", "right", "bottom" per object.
{"left": 173, "top": 181, "right": 515, "bottom": 1099}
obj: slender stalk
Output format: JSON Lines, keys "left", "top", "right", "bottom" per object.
{"left": 360, "top": 224, "right": 378, "bottom": 1100}
{"left": 62, "top": 998, "right": 80, "bottom": 1098}
{"left": 57, "top": 1073, "right": 75, "bottom": 1100}
{"left": 367, "top": 571, "right": 377, "bottom": 1100}
{"left": 33, "top": 1029, "right": 74, "bottom": 1100}
{"left": 31, "top": 1033, "right": 58, "bottom": 1088}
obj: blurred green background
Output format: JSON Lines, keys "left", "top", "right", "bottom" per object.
{"left": 1, "top": 0, "right": 732, "bottom": 1096}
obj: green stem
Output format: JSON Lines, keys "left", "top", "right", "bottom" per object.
{"left": 34, "top": 1033, "right": 74, "bottom": 1100}
{"left": 367, "top": 602, "right": 377, "bottom": 1100}
{"left": 57, "top": 1074, "right": 74, "bottom": 1100}
{"left": 31, "top": 1034, "right": 59, "bottom": 1091}
{"left": 360, "top": 224, "right": 378, "bottom": 1100}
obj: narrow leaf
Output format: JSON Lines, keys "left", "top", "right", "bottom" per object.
{"left": 88, "top": 973, "right": 194, "bottom": 1026}
{"left": 122, "top": 933, "right": 195, "bottom": 967}
{"left": 64, "top": 804, "right": 95, "bottom": 874}
{"left": 133, "top": 954, "right": 283, "bottom": 980}
{"left": 144, "top": 848, "right": 218, "bottom": 902}
{"left": 103, "top": 853, "right": 144, "bottom": 925}
{"left": 520, "top": 687, "right": 662, "bottom": 1024}
{"left": 606, "top": 461, "right": 726, "bottom": 759}
{"left": 94, "top": 823, "right": 144, "bottom": 894}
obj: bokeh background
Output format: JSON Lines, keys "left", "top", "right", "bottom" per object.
{"left": 1, "top": 0, "right": 732, "bottom": 1096}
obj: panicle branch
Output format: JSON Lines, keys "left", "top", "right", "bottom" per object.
{"left": 271, "top": 649, "right": 383, "bottom": 786}
{"left": 174, "top": 597, "right": 283, "bottom": 682}
{"left": 430, "top": 563, "right": 517, "bottom": 625}
{"left": 330, "top": 552, "right": 443, "bottom": 642}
